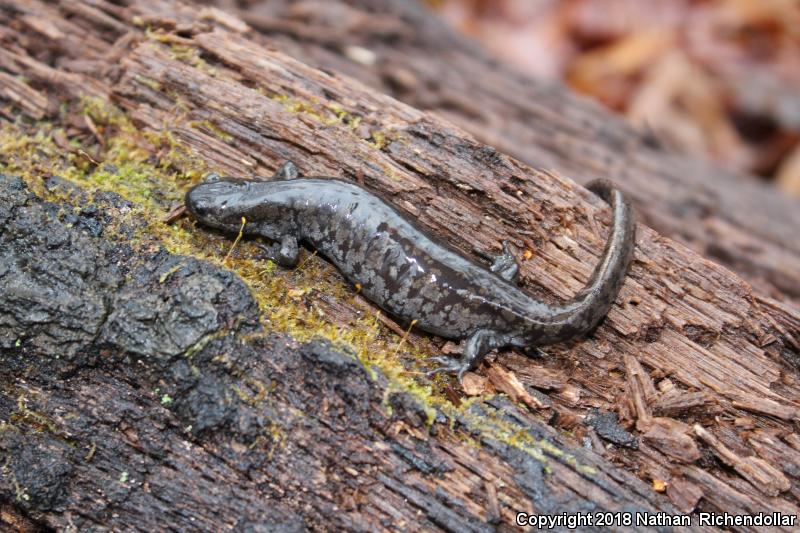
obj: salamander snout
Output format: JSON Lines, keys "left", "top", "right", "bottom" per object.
{"left": 185, "top": 177, "right": 254, "bottom": 231}
{"left": 184, "top": 186, "right": 214, "bottom": 220}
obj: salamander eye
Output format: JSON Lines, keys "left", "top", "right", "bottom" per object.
{"left": 203, "top": 173, "right": 222, "bottom": 184}
{"left": 192, "top": 204, "right": 208, "bottom": 217}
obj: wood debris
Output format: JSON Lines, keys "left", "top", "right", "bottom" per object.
{"left": 694, "top": 424, "right": 790, "bottom": 497}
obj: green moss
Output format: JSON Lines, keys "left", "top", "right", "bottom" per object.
{"left": 135, "top": 75, "right": 162, "bottom": 92}
{"left": 0, "top": 97, "right": 203, "bottom": 215}
{"left": 270, "top": 94, "right": 329, "bottom": 124}
{"left": 81, "top": 95, "right": 127, "bottom": 127}
{"left": 159, "top": 263, "right": 183, "bottom": 283}
{"left": 326, "top": 103, "right": 363, "bottom": 130}
{"left": 12, "top": 474, "right": 30, "bottom": 503}
{"left": 231, "top": 376, "right": 269, "bottom": 407}
{"left": 265, "top": 93, "right": 369, "bottom": 131}
{"left": 0, "top": 421, "right": 19, "bottom": 437}
{"left": 84, "top": 442, "right": 97, "bottom": 462}
{"left": 11, "top": 395, "right": 63, "bottom": 438}
{"left": 189, "top": 119, "right": 234, "bottom": 142}
{"left": 143, "top": 29, "right": 217, "bottom": 76}
{"left": 249, "top": 421, "right": 286, "bottom": 460}
{"left": 184, "top": 330, "right": 228, "bottom": 361}
{"left": 366, "top": 130, "right": 388, "bottom": 149}
{"left": 170, "top": 44, "right": 210, "bottom": 70}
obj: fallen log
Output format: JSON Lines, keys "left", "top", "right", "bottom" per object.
{"left": 0, "top": 1, "right": 799, "bottom": 531}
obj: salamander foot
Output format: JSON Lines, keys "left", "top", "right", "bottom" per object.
{"left": 255, "top": 235, "right": 299, "bottom": 267}
{"left": 425, "top": 356, "right": 472, "bottom": 382}
{"left": 474, "top": 241, "right": 520, "bottom": 283}
{"left": 426, "top": 329, "right": 506, "bottom": 382}
{"left": 272, "top": 161, "right": 300, "bottom": 181}
{"left": 489, "top": 241, "right": 520, "bottom": 283}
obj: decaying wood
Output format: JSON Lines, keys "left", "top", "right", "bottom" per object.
{"left": 207, "top": 0, "right": 800, "bottom": 305}
{"left": 483, "top": 364, "right": 548, "bottom": 411}
{"left": 0, "top": 0, "right": 799, "bottom": 531}
{"left": 642, "top": 418, "right": 701, "bottom": 464}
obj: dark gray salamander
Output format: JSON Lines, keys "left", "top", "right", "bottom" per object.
{"left": 185, "top": 162, "right": 636, "bottom": 380}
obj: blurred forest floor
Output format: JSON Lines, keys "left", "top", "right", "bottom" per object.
{"left": 430, "top": 0, "right": 800, "bottom": 196}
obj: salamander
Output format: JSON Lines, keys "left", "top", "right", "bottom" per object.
{"left": 185, "top": 161, "right": 636, "bottom": 380}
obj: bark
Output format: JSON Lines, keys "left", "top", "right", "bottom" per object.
{"left": 0, "top": 1, "right": 799, "bottom": 532}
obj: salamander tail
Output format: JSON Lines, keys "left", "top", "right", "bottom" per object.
{"left": 532, "top": 180, "right": 636, "bottom": 343}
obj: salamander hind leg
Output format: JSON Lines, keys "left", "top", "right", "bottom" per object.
{"left": 426, "top": 329, "right": 506, "bottom": 382}
{"left": 489, "top": 241, "right": 520, "bottom": 283}
{"left": 473, "top": 241, "right": 520, "bottom": 283}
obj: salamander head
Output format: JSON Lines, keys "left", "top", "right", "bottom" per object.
{"left": 185, "top": 174, "right": 302, "bottom": 238}
{"left": 185, "top": 176, "right": 261, "bottom": 233}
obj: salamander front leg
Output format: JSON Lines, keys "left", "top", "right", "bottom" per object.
{"left": 256, "top": 235, "right": 299, "bottom": 267}
{"left": 426, "top": 329, "right": 505, "bottom": 382}
{"left": 489, "top": 241, "right": 520, "bottom": 283}
{"left": 272, "top": 161, "right": 300, "bottom": 181}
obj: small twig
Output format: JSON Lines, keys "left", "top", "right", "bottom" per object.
{"left": 295, "top": 249, "right": 318, "bottom": 271}
{"left": 357, "top": 302, "right": 406, "bottom": 338}
{"left": 392, "top": 319, "right": 417, "bottom": 357}
{"left": 163, "top": 203, "right": 187, "bottom": 224}
{"left": 77, "top": 149, "right": 101, "bottom": 165}
{"left": 223, "top": 216, "right": 246, "bottom": 265}
{"left": 83, "top": 114, "right": 105, "bottom": 148}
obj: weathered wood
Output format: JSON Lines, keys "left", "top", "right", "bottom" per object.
{"left": 209, "top": 0, "right": 800, "bottom": 305}
{"left": 0, "top": 0, "right": 799, "bottom": 531}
